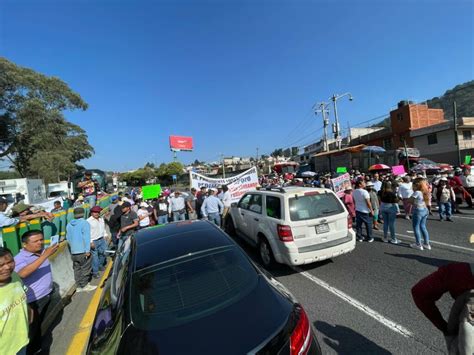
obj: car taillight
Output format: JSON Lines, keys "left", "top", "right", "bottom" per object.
{"left": 347, "top": 215, "right": 353, "bottom": 229}
{"left": 277, "top": 224, "right": 293, "bottom": 242}
{"left": 290, "top": 307, "right": 312, "bottom": 355}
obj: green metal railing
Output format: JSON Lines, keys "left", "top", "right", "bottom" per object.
{"left": 1, "top": 194, "right": 116, "bottom": 256}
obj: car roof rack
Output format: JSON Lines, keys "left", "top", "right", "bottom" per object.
{"left": 264, "top": 186, "right": 286, "bottom": 193}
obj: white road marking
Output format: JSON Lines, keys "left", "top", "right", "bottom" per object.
{"left": 292, "top": 266, "right": 415, "bottom": 339}
{"left": 374, "top": 231, "right": 474, "bottom": 252}
{"left": 452, "top": 215, "right": 474, "bottom": 220}
{"left": 406, "top": 230, "right": 414, "bottom": 234}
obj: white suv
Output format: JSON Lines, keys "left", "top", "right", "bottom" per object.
{"left": 225, "top": 186, "right": 356, "bottom": 268}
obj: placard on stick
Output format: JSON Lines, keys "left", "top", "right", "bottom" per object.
{"left": 141, "top": 184, "right": 162, "bottom": 200}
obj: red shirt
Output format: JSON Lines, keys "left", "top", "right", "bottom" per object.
{"left": 411, "top": 262, "right": 474, "bottom": 333}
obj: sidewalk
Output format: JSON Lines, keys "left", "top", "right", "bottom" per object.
{"left": 42, "top": 262, "right": 112, "bottom": 355}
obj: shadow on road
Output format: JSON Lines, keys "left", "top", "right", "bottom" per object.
{"left": 314, "top": 321, "right": 391, "bottom": 354}
{"left": 384, "top": 252, "right": 455, "bottom": 267}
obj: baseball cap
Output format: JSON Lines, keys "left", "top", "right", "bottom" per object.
{"left": 140, "top": 202, "right": 148, "bottom": 208}
{"left": 366, "top": 182, "right": 374, "bottom": 187}
{"left": 85, "top": 171, "right": 92, "bottom": 176}
{"left": 121, "top": 201, "right": 131, "bottom": 208}
{"left": 74, "top": 207, "right": 85, "bottom": 217}
{"left": 90, "top": 206, "right": 102, "bottom": 213}
{"left": 111, "top": 196, "right": 118, "bottom": 202}
{"left": 12, "top": 202, "right": 31, "bottom": 215}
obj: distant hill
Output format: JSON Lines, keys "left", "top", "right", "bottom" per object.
{"left": 372, "top": 80, "right": 474, "bottom": 127}
{"left": 426, "top": 80, "right": 474, "bottom": 120}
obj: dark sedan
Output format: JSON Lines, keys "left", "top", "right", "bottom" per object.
{"left": 87, "top": 220, "right": 321, "bottom": 355}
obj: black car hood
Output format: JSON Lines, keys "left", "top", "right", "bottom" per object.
{"left": 120, "top": 276, "right": 292, "bottom": 355}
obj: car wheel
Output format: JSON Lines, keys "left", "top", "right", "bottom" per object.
{"left": 225, "top": 218, "right": 237, "bottom": 237}
{"left": 259, "top": 237, "right": 275, "bottom": 269}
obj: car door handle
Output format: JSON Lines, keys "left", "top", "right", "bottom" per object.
{"left": 241, "top": 213, "right": 245, "bottom": 216}
{"left": 254, "top": 218, "right": 259, "bottom": 221}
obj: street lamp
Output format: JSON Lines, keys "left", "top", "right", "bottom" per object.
{"left": 331, "top": 92, "right": 354, "bottom": 150}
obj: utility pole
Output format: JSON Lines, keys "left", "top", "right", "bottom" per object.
{"left": 454, "top": 101, "right": 461, "bottom": 166}
{"left": 221, "top": 153, "right": 225, "bottom": 178}
{"left": 315, "top": 102, "right": 330, "bottom": 151}
{"left": 256, "top": 147, "right": 259, "bottom": 166}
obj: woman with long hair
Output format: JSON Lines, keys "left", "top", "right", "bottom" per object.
{"left": 409, "top": 177, "right": 431, "bottom": 250}
{"left": 380, "top": 181, "right": 399, "bottom": 244}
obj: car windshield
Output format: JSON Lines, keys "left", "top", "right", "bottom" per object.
{"left": 130, "top": 245, "right": 258, "bottom": 330}
{"left": 288, "top": 193, "right": 344, "bottom": 221}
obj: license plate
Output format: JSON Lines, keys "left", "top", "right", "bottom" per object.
{"left": 316, "top": 223, "right": 329, "bottom": 234}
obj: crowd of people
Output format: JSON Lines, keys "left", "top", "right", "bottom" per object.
{"left": 259, "top": 166, "right": 473, "bottom": 251}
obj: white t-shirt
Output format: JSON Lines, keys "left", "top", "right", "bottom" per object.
{"left": 353, "top": 188, "right": 371, "bottom": 213}
{"left": 137, "top": 209, "right": 150, "bottom": 227}
{"left": 411, "top": 191, "right": 426, "bottom": 209}
{"left": 221, "top": 191, "right": 232, "bottom": 208}
{"left": 398, "top": 182, "right": 413, "bottom": 199}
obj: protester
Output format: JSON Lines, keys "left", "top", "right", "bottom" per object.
{"left": 461, "top": 167, "right": 474, "bottom": 207}
{"left": 11, "top": 202, "right": 54, "bottom": 221}
{"left": 372, "top": 173, "right": 382, "bottom": 193}
{"left": 66, "top": 208, "right": 96, "bottom": 292}
{"left": 341, "top": 186, "right": 356, "bottom": 221}
{"left": 87, "top": 206, "right": 107, "bottom": 279}
{"left": 353, "top": 180, "right": 374, "bottom": 243}
{"left": 220, "top": 185, "right": 232, "bottom": 225}
{"left": 366, "top": 182, "right": 380, "bottom": 230}
{"left": 398, "top": 176, "right": 413, "bottom": 219}
{"left": 409, "top": 177, "right": 431, "bottom": 250}
{"left": 201, "top": 188, "right": 224, "bottom": 226}
{"left": 168, "top": 190, "right": 187, "bottom": 221}
{"left": 77, "top": 171, "right": 100, "bottom": 208}
{"left": 50, "top": 200, "right": 64, "bottom": 214}
{"left": 106, "top": 198, "right": 123, "bottom": 249}
{"left": 411, "top": 257, "right": 474, "bottom": 354}
{"left": 14, "top": 230, "right": 59, "bottom": 354}
{"left": 379, "top": 182, "right": 400, "bottom": 244}
{"left": 196, "top": 186, "right": 207, "bottom": 219}
{"left": 137, "top": 202, "right": 151, "bottom": 228}
{"left": 186, "top": 188, "right": 198, "bottom": 220}
{"left": 153, "top": 195, "right": 169, "bottom": 225}
{"left": 433, "top": 178, "right": 455, "bottom": 222}
{"left": 73, "top": 195, "right": 85, "bottom": 207}
{"left": 0, "top": 247, "right": 30, "bottom": 355}
{"left": 119, "top": 202, "right": 139, "bottom": 248}
{"left": 0, "top": 196, "right": 21, "bottom": 228}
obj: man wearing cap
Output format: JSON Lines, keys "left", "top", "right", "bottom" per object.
{"left": 66, "top": 208, "right": 96, "bottom": 292}
{"left": 186, "top": 188, "right": 198, "bottom": 220}
{"left": 119, "top": 202, "right": 139, "bottom": 247}
{"left": 77, "top": 171, "right": 100, "bottom": 208}
{"left": 168, "top": 191, "right": 187, "bottom": 221}
{"left": 137, "top": 202, "right": 151, "bottom": 228}
{"left": 87, "top": 206, "right": 107, "bottom": 278}
{"left": 196, "top": 186, "right": 208, "bottom": 219}
{"left": 201, "top": 188, "right": 224, "bottom": 226}
{"left": 0, "top": 197, "right": 21, "bottom": 227}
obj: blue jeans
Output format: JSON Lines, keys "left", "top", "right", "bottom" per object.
{"left": 355, "top": 211, "right": 372, "bottom": 240}
{"left": 438, "top": 202, "right": 452, "bottom": 219}
{"left": 157, "top": 215, "right": 168, "bottom": 225}
{"left": 208, "top": 212, "right": 221, "bottom": 226}
{"left": 91, "top": 238, "right": 107, "bottom": 275}
{"left": 85, "top": 195, "right": 97, "bottom": 208}
{"left": 172, "top": 211, "right": 186, "bottom": 222}
{"left": 412, "top": 207, "right": 430, "bottom": 245}
{"left": 381, "top": 204, "right": 397, "bottom": 240}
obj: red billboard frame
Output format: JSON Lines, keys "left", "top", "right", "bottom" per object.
{"left": 169, "top": 135, "right": 193, "bottom": 152}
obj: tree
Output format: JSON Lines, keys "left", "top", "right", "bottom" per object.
{"left": 271, "top": 148, "right": 283, "bottom": 158}
{"left": 0, "top": 57, "right": 92, "bottom": 182}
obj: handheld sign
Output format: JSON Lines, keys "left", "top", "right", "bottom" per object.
{"left": 392, "top": 165, "right": 406, "bottom": 176}
{"left": 336, "top": 167, "right": 347, "bottom": 173}
{"left": 465, "top": 155, "right": 472, "bottom": 165}
{"left": 141, "top": 184, "right": 162, "bottom": 200}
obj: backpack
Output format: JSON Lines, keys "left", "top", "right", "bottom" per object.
{"left": 446, "top": 263, "right": 474, "bottom": 353}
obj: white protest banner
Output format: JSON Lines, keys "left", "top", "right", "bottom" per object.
{"left": 331, "top": 173, "right": 351, "bottom": 198}
{"left": 190, "top": 167, "right": 259, "bottom": 203}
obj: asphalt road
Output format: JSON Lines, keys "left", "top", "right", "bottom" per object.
{"left": 235, "top": 205, "right": 474, "bottom": 354}
{"left": 46, "top": 206, "right": 473, "bottom": 355}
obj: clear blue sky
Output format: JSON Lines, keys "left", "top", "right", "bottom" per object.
{"left": 1, "top": 0, "right": 473, "bottom": 171}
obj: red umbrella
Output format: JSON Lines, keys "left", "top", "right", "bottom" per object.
{"left": 369, "top": 164, "right": 390, "bottom": 171}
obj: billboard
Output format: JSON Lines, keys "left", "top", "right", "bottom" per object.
{"left": 169, "top": 135, "right": 193, "bottom": 152}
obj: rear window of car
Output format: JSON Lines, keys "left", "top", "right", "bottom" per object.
{"left": 266, "top": 195, "right": 282, "bottom": 219}
{"left": 130, "top": 246, "right": 258, "bottom": 330}
{"left": 288, "top": 192, "right": 344, "bottom": 221}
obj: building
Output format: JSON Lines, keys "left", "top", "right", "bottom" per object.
{"left": 410, "top": 117, "right": 474, "bottom": 164}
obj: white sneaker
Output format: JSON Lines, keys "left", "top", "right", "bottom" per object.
{"left": 76, "top": 284, "right": 97, "bottom": 293}
{"left": 423, "top": 243, "right": 431, "bottom": 250}
{"left": 410, "top": 243, "right": 423, "bottom": 251}
{"left": 382, "top": 237, "right": 389, "bottom": 243}
{"left": 390, "top": 239, "right": 400, "bottom": 245}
